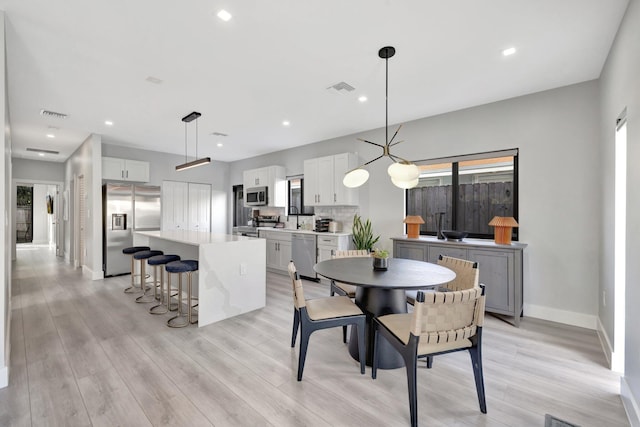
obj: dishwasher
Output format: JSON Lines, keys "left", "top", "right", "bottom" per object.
{"left": 291, "top": 233, "right": 317, "bottom": 280}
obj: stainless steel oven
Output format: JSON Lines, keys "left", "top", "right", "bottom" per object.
{"left": 245, "top": 186, "right": 267, "bottom": 206}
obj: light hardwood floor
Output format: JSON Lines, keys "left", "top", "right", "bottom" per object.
{"left": 0, "top": 244, "right": 630, "bottom": 426}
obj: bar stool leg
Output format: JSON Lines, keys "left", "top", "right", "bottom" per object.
{"left": 167, "top": 273, "right": 188, "bottom": 328}
{"left": 187, "top": 271, "right": 198, "bottom": 325}
{"left": 149, "top": 266, "right": 167, "bottom": 314}
{"left": 135, "top": 260, "right": 154, "bottom": 303}
{"left": 124, "top": 255, "right": 138, "bottom": 293}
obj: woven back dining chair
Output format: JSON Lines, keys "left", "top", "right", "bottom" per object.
{"left": 373, "top": 285, "right": 487, "bottom": 427}
{"left": 329, "top": 249, "right": 371, "bottom": 299}
{"left": 288, "top": 261, "right": 366, "bottom": 381}
{"left": 406, "top": 254, "right": 479, "bottom": 305}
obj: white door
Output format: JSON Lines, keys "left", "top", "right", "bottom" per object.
{"left": 188, "top": 183, "right": 211, "bottom": 232}
{"left": 162, "top": 181, "right": 188, "bottom": 230}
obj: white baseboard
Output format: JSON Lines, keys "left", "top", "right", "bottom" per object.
{"left": 81, "top": 265, "right": 104, "bottom": 281}
{"left": 621, "top": 376, "right": 640, "bottom": 427}
{"left": 523, "top": 303, "right": 597, "bottom": 329}
{"left": 0, "top": 366, "right": 8, "bottom": 389}
{"left": 597, "top": 317, "right": 613, "bottom": 369}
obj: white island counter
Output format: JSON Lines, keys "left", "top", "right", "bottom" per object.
{"left": 134, "top": 230, "right": 266, "bottom": 327}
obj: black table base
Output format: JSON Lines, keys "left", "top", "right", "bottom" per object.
{"left": 348, "top": 287, "right": 407, "bottom": 369}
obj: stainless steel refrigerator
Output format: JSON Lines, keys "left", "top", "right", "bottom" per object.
{"left": 103, "top": 183, "right": 161, "bottom": 276}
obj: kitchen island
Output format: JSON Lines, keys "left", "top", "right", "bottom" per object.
{"left": 134, "top": 230, "right": 266, "bottom": 327}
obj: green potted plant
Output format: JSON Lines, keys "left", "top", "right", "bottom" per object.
{"left": 372, "top": 247, "right": 389, "bottom": 270}
{"left": 351, "top": 214, "right": 380, "bottom": 251}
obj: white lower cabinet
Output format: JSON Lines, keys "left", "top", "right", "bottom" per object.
{"left": 316, "top": 234, "right": 352, "bottom": 263}
{"left": 260, "top": 231, "right": 292, "bottom": 272}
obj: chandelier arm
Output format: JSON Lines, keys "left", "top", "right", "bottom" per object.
{"left": 362, "top": 154, "right": 386, "bottom": 166}
{"left": 357, "top": 138, "right": 386, "bottom": 148}
{"left": 389, "top": 140, "right": 404, "bottom": 147}
{"left": 386, "top": 124, "right": 403, "bottom": 146}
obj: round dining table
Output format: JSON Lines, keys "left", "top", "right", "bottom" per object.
{"left": 314, "top": 257, "right": 456, "bottom": 369}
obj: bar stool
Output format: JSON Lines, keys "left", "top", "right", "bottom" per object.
{"left": 122, "top": 246, "right": 150, "bottom": 293}
{"left": 133, "top": 250, "right": 164, "bottom": 303}
{"left": 147, "top": 254, "right": 181, "bottom": 314}
{"left": 166, "top": 260, "right": 199, "bottom": 328}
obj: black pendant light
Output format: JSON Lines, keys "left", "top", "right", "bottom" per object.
{"left": 176, "top": 111, "right": 211, "bottom": 171}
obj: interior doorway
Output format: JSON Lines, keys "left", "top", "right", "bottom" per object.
{"left": 13, "top": 179, "right": 64, "bottom": 261}
{"left": 613, "top": 112, "right": 626, "bottom": 372}
{"left": 16, "top": 185, "right": 33, "bottom": 243}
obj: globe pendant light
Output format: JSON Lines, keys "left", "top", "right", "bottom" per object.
{"left": 343, "top": 46, "right": 420, "bottom": 189}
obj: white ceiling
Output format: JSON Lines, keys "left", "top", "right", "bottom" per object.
{"left": 0, "top": 0, "right": 629, "bottom": 163}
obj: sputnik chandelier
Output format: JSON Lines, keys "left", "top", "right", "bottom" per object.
{"left": 343, "top": 46, "right": 420, "bottom": 189}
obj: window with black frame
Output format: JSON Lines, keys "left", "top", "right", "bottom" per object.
{"left": 406, "top": 149, "right": 518, "bottom": 240}
{"left": 288, "top": 178, "right": 314, "bottom": 216}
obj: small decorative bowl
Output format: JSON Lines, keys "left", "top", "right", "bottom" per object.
{"left": 441, "top": 230, "right": 468, "bottom": 242}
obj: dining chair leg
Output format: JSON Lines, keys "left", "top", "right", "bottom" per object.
{"left": 405, "top": 355, "right": 418, "bottom": 427}
{"left": 291, "top": 309, "right": 300, "bottom": 347}
{"left": 342, "top": 325, "right": 347, "bottom": 343}
{"left": 469, "top": 345, "right": 487, "bottom": 413}
{"left": 426, "top": 355, "right": 434, "bottom": 368}
{"left": 356, "top": 319, "right": 365, "bottom": 374}
{"left": 297, "top": 328, "right": 310, "bottom": 381}
{"left": 371, "top": 323, "right": 380, "bottom": 379}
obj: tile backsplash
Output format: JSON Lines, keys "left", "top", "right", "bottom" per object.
{"left": 313, "top": 206, "right": 359, "bottom": 233}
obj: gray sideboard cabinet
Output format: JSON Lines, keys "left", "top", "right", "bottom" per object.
{"left": 392, "top": 236, "right": 527, "bottom": 327}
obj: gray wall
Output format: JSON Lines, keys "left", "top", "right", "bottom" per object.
{"left": 0, "top": 10, "right": 10, "bottom": 388}
{"left": 102, "top": 142, "right": 230, "bottom": 233}
{"left": 64, "top": 134, "right": 103, "bottom": 279}
{"left": 599, "top": 0, "right": 640, "bottom": 420}
{"left": 101, "top": 142, "right": 229, "bottom": 191}
{"left": 230, "top": 79, "right": 602, "bottom": 330}
{"left": 12, "top": 158, "right": 64, "bottom": 182}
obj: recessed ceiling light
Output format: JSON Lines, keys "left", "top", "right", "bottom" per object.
{"left": 217, "top": 143, "right": 223, "bottom": 147}
{"left": 502, "top": 47, "right": 517, "bottom": 56}
{"left": 358, "top": 95, "right": 368, "bottom": 103}
{"left": 105, "top": 120, "right": 113, "bottom": 126}
{"left": 217, "top": 9, "right": 232, "bottom": 21}
{"left": 46, "top": 134, "right": 55, "bottom": 138}
{"left": 282, "top": 120, "right": 290, "bottom": 127}
{"left": 145, "top": 76, "right": 163, "bottom": 84}
{"left": 38, "top": 153, "right": 45, "bottom": 157}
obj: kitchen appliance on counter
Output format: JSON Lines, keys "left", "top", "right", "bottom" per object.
{"left": 255, "top": 215, "right": 279, "bottom": 228}
{"left": 103, "top": 184, "right": 161, "bottom": 276}
{"left": 315, "top": 218, "right": 333, "bottom": 232}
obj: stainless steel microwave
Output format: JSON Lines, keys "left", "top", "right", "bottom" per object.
{"left": 246, "top": 186, "right": 267, "bottom": 206}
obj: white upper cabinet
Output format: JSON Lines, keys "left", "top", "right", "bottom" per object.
{"left": 243, "top": 165, "right": 286, "bottom": 207}
{"left": 102, "top": 157, "right": 150, "bottom": 182}
{"left": 304, "top": 153, "right": 359, "bottom": 206}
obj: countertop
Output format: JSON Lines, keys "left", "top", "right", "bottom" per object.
{"left": 256, "top": 227, "right": 352, "bottom": 237}
{"left": 136, "top": 230, "right": 259, "bottom": 246}
{"left": 391, "top": 235, "right": 527, "bottom": 249}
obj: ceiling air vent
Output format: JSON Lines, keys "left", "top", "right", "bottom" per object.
{"left": 326, "top": 81, "right": 356, "bottom": 95}
{"left": 40, "top": 109, "right": 68, "bottom": 119}
{"left": 27, "top": 148, "right": 59, "bottom": 155}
